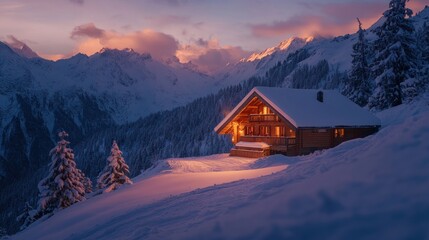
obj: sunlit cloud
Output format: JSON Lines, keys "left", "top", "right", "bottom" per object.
{"left": 71, "top": 23, "right": 179, "bottom": 60}
{"left": 250, "top": 1, "right": 392, "bottom": 38}
{"left": 5, "top": 35, "right": 28, "bottom": 49}
{"left": 71, "top": 23, "right": 105, "bottom": 39}
{"left": 409, "top": 0, "right": 428, "bottom": 13}
{"left": 177, "top": 38, "right": 251, "bottom": 74}
{"left": 70, "top": 23, "right": 250, "bottom": 73}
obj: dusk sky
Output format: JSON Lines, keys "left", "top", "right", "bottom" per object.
{"left": 1, "top": 0, "right": 427, "bottom": 66}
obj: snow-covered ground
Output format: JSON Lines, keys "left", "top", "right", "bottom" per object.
{"left": 12, "top": 100, "right": 429, "bottom": 240}
{"left": 12, "top": 155, "right": 287, "bottom": 240}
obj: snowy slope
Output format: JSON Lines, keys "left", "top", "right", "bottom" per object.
{"left": 215, "top": 37, "right": 308, "bottom": 85}
{"left": 13, "top": 155, "right": 287, "bottom": 240}
{"left": 12, "top": 99, "right": 429, "bottom": 240}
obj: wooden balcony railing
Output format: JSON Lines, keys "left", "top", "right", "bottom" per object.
{"left": 239, "top": 136, "right": 296, "bottom": 146}
{"left": 249, "top": 114, "right": 280, "bottom": 122}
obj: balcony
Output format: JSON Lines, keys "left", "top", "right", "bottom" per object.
{"left": 239, "top": 136, "right": 296, "bottom": 146}
{"left": 249, "top": 114, "right": 280, "bottom": 122}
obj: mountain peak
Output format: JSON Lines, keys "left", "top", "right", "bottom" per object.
{"left": 245, "top": 36, "right": 310, "bottom": 62}
{"left": 95, "top": 47, "right": 152, "bottom": 61}
{"left": 3, "top": 37, "right": 40, "bottom": 59}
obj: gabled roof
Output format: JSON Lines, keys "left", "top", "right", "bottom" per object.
{"left": 215, "top": 87, "right": 380, "bottom": 132}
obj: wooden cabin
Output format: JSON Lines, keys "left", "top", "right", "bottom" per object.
{"left": 214, "top": 87, "right": 381, "bottom": 158}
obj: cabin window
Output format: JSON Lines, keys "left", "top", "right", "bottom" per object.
{"left": 335, "top": 128, "right": 345, "bottom": 138}
{"left": 263, "top": 106, "right": 269, "bottom": 114}
{"left": 245, "top": 126, "right": 254, "bottom": 135}
{"left": 259, "top": 126, "right": 271, "bottom": 136}
{"left": 275, "top": 126, "right": 281, "bottom": 137}
{"left": 275, "top": 126, "right": 287, "bottom": 137}
{"left": 260, "top": 106, "right": 271, "bottom": 115}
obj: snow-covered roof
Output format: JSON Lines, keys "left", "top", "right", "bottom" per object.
{"left": 215, "top": 87, "right": 380, "bottom": 132}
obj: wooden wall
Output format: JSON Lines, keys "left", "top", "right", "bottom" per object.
{"left": 297, "top": 127, "right": 378, "bottom": 155}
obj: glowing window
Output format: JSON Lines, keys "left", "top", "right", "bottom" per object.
{"left": 335, "top": 129, "right": 345, "bottom": 138}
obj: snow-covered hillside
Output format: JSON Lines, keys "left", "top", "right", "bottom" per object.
{"left": 0, "top": 42, "right": 216, "bottom": 176}
{"left": 215, "top": 37, "right": 309, "bottom": 85}
{"left": 13, "top": 99, "right": 429, "bottom": 240}
{"left": 216, "top": 7, "right": 428, "bottom": 88}
{"left": 0, "top": 44, "right": 216, "bottom": 124}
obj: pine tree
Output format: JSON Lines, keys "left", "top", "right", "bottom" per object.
{"left": 344, "top": 18, "right": 372, "bottom": 107}
{"left": 16, "top": 202, "right": 35, "bottom": 230}
{"left": 369, "top": 0, "right": 418, "bottom": 110}
{"left": 36, "top": 131, "right": 86, "bottom": 217}
{"left": 97, "top": 140, "right": 133, "bottom": 193}
{"left": 83, "top": 175, "right": 93, "bottom": 194}
{"left": 416, "top": 21, "right": 429, "bottom": 87}
{"left": 77, "top": 169, "right": 93, "bottom": 194}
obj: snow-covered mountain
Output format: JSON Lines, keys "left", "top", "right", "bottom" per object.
{"left": 0, "top": 42, "right": 219, "bottom": 233}
{"left": 215, "top": 37, "right": 309, "bottom": 85}
{"left": 4, "top": 40, "right": 40, "bottom": 59}
{"left": 0, "top": 44, "right": 216, "bottom": 124}
{"left": 1, "top": 5, "right": 428, "bottom": 237}
{"left": 12, "top": 98, "right": 429, "bottom": 240}
{"left": 0, "top": 42, "right": 218, "bottom": 173}
{"left": 216, "top": 6, "right": 428, "bottom": 88}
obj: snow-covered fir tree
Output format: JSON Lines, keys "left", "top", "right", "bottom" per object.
{"left": 36, "top": 131, "right": 86, "bottom": 217}
{"left": 77, "top": 169, "right": 93, "bottom": 194}
{"left": 83, "top": 175, "right": 93, "bottom": 194}
{"left": 343, "top": 18, "right": 372, "bottom": 107}
{"left": 416, "top": 21, "right": 429, "bottom": 87}
{"left": 97, "top": 140, "right": 133, "bottom": 193}
{"left": 369, "top": 0, "right": 418, "bottom": 110}
{"left": 16, "top": 202, "right": 35, "bottom": 230}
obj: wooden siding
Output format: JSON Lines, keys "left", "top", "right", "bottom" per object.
{"left": 297, "top": 127, "right": 379, "bottom": 155}
{"left": 301, "top": 129, "right": 332, "bottom": 148}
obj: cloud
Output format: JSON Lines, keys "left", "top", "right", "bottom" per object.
{"left": 71, "top": 23, "right": 105, "bottom": 39}
{"left": 409, "top": 0, "right": 428, "bottom": 13}
{"left": 4, "top": 35, "right": 40, "bottom": 58}
{"left": 250, "top": 1, "right": 388, "bottom": 38}
{"left": 250, "top": 16, "right": 326, "bottom": 38}
{"left": 177, "top": 38, "right": 251, "bottom": 74}
{"left": 5, "top": 35, "right": 27, "bottom": 49}
{"left": 69, "top": 0, "right": 84, "bottom": 5}
{"left": 71, "top": 23, "right": 179, "bottom": 60}
{"left": 318, "top": 2, "right": 386, "bottom": 24}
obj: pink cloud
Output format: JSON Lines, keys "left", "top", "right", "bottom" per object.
{"left": 5, "top": 35, "right": 27, "bottom": 49}
{"left": 249, "top": 1, "right": 421, "bottom": 38}
{"left": 71, "top": 23, "right": 179, "bottom": 60}
{"left": 409, "top": 0, "right": 428, "bottom": 13}
{"left": 177, "top": 38, "right": 251, "bottom": 74}
{"left": 250, "top": 15, "right": 326, "bottom": 38}
{"left": 319, "top": 2, "right": 386, "bottom": 23}
{"left": 71, "top": 23, "right": 251, "bottom": 73}
{"left": 71, "top": 23, "right": 105, "bottom": 39}
{"left": 191, "top": 47, "right": 250, "bottom": 74}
